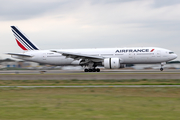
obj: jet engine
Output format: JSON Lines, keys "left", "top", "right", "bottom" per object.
{"left": 103, "top": 58, "right": 121, "bottom": 69}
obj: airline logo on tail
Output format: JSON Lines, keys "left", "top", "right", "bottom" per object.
{"left": 11, "top": 26, "right": 39, "bottom": 50}
{"left": 150, "top": 49, "right": 155, "bottom": 52}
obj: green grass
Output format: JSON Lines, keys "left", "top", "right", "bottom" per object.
{"left": 0, "top": 79, "right": 180, "bottom": 86}
{"left": 0, "top": 87, "right": 180, "bottom": 120}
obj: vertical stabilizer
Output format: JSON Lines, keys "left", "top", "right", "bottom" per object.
{"left": 11, "top": 26, "right": 39, "bottom": 50}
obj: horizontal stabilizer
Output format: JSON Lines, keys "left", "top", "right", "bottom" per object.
{"left": 6, "top": 53, "right": 32, "bottom": 57}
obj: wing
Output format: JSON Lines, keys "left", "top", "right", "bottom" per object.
{"left": 51, "top": 50, "right": 104, "bottom": 61}
{"left": 6, "top": 53, "right": 32, "bottom": 57}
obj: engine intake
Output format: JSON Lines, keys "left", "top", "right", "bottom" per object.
{"left": 104, "top": 58, "right": 120, "bottom": 69}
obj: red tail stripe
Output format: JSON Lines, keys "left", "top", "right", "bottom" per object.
{"left": 16, "top": 39, "right": 28, "bottom": 50}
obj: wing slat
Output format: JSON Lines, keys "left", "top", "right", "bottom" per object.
{"left": 51, "top": 50, "right": 103, "bottom": 60}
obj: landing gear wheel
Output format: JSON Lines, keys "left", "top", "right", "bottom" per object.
{"left": 84, "top": 69, "right": 89, "bottom": 72}
{"left": 92, "top": 69, "right": 96, "bottom": 72}
{"left": 88, "top": 69, "right": 93, "bottom": 72}
{"left": 96, "top": 68, "right": 100, "bottom": 72}
{"left": 160, "top": 68, "right": 163, "bottom": 71}
{"left": 84, "top": 68, "right": 100, "bottom": 72}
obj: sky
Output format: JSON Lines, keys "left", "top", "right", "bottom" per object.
{"left": 0, "top": 0, "right": 180, "bottom": 60}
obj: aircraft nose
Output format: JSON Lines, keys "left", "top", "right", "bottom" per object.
{"left": 172, "top": 54, "right": 178, "bottom": 60}
{"left": 174, "top": 54, "right": 178, "bottom": 59}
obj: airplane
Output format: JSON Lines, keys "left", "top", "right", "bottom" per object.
{"left": 7, "top": 26, "right": 177, "bottom": 72}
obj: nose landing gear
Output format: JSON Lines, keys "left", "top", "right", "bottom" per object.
{"left": 160, "top": 62, "right": 166, "bottom": 71}
{"left": 160, "top": 68, "right": 163, "bottom": 71}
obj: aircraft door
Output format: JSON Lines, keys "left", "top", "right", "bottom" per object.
{"left": 42, "top": 53, "right": 46, "bottom": 60}
{"left": 129, "top": 53, "right": 135, "bottom": 62}
{"left": 157, "top": 50, "right": 161, "bottom": 57}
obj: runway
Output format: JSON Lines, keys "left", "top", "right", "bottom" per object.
{"left": 0, "top": 69, "right": 180, "bottom": 74}
{"left": 0, "top": 69, "right": 179, "bottom": 80}
{"left": 1, "top": 85, "right": 180, "bottom": 88}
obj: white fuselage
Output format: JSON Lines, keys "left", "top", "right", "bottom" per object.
{"left": 12, "top": 47, "right": 177, "bottom": 66}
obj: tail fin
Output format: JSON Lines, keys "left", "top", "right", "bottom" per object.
{"left": 11, "top": 26, "right": 39, "bottom": 50}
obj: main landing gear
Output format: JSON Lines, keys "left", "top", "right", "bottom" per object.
{"left": 82, "top": 62, "right": 101, "bottom": 72}
{"left": 84, "top": 68, "right": 100, "bottom": 72}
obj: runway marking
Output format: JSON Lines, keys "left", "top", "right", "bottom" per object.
{"left": 1, "top": 85, "right": 180, "bottom": 88}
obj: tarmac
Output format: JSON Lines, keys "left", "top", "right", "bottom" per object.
{"left": 0, "top": 69, "right": 179, "bottom": 80}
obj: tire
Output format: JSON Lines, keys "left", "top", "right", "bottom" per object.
{"left": 92, "top": 69, "right": 96, "bottom": 72}
{"left": 89, "top": 69, "right": 93, "bottom": 72}
{"left": 84, "top": 69, "right": 89, "bottom": 72}
{"left": 96, "top": 68, "right": 100, "bottom": 72}
{"left": 160, "top": 68, "right": 163, "bottom": 71}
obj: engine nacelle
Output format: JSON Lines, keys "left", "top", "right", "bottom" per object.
{"left": 104, "top": 58, "right": 120, "bottom": 69}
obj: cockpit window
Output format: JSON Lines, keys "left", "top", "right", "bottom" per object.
{"left": 169, "top": 52, "right": 174, "bottom": 54}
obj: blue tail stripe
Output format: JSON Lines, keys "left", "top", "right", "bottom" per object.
{"left": 13, "top": 33, "right": 32, "bottom": 50}
{"left": 11, "top": 26, "right": 39, "bottom": 50}
{"left": 12, "top": 30, "right": 33, "bottom": 50}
